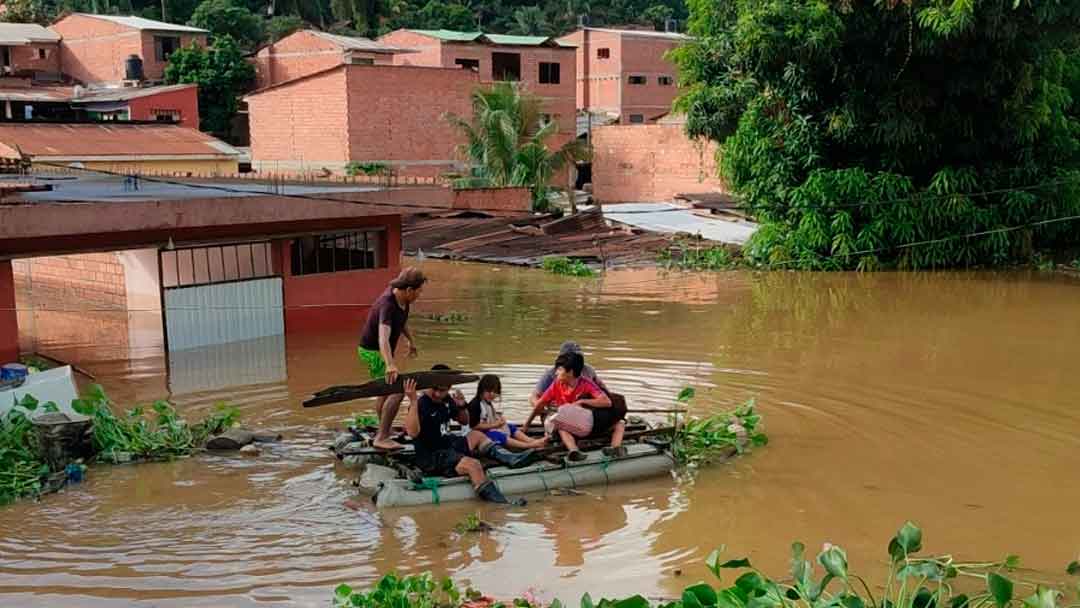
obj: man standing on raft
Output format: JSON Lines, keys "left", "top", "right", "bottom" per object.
{"left": 358, "top": 267, "right": 427, "bottom": 450}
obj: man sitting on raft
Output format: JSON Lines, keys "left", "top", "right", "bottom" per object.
{"left": 403, "top": 372, "right": 533, "bottom": 504}
{"left": 523, "top": 352, "right": 627, "bottom": 461}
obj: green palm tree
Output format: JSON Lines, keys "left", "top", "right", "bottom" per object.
{"left": 447, "top": 82, "right": 587, "bottom": 212}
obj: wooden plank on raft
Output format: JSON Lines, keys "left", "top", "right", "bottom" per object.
{"left": 303, "top": 371, "right": 479, "bottom": 407}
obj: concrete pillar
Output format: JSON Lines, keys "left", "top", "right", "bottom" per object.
{"left": 0, "top": 260, "right": 19, "bottom": 363}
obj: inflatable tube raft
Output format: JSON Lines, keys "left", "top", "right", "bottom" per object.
{"left": 373, "top": 442, "right": 674, "bottom": 507}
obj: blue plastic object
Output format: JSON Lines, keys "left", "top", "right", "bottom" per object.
{"left": 1, "top": 363, "right": 28, "bottom": 382}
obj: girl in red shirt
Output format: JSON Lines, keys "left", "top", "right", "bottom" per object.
{"left": 524, "top": 351, "right": 614, "bottom": 461}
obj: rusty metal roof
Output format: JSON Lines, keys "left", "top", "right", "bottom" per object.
{"left": 0, "top": 123, "right": 239, "bottom": 160}
{"left": 404, "top": 209, "right": 673, "bottom": 268}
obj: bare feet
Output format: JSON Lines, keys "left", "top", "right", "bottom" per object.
{"left": 372, "top": 437, "right": 404, "bottom": 450}
{"left": 528, "top": 438, "right": 547, "bottom": 449}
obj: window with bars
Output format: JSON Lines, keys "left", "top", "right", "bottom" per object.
{"left": 152, "top": 108, "right": 181, "bottom": 122}
{"left": 658, "top": 75, "right": 674, "bottom": 86}
{"left": 628, "top": 75, "right": 647, "bottom": 85}
{"left": 161, "top": 242, "right": 274, "bottom": 289}
{"left": 597, "top": 48, "right": 610, "bottom": 59}
{"left": 290, "top": 230, "right": 385, "bottom": 276}
{"left": 155, "top": 36, "right": 180, "bottom": 62}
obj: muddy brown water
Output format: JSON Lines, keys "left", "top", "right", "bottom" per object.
{"left": 2, "top": 261, "right": 1079, "bottom": 607}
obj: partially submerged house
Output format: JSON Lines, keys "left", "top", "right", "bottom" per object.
{"left": 252, "top": 29, "right": 415, "bottom": 89}
{"left": 558, "top": 27, "right": 689, "bottom": 127}
{"left": 0, "top": 122, "right": 239, "bottom": 174}
{"left": 49, "top": 13, "right": 207, "bottom": 85}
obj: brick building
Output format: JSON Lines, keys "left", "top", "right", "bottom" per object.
{"left": 246, "top": 63, "right": 478, "bottom": 176}
{"left": 590, "top": 117, "right": 725, "bottom": 203}
{"left": 558, "top": 27, "right": 688, "bottom": 126}
{"left": 50, "top": 13, "right": 207, "bottom": 85}
{"left": 378, "top": 29, "right": 577, "bottom": 149}
{"left": 0, "top": 83, "right": 199, "bottom": 127}
{"left": 0, "top": 23, "right": 61, "bottom": 79}
{"left": 252, "top": 29, "right": 414, "bottom": 89}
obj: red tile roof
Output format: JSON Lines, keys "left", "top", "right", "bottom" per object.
{"left": 0, "top": 123, "right": 239, "bottom": 160}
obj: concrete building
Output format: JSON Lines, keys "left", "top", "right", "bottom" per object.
{"left": 0, "top": 122, "right": 239, "bottom": 174}
{"left": 252, "top": 29, "right": 414, "bottom": 89}
{"left": 0, "top": 23, "right": 61, "bottom": 80}
{"left": 246, "top": 63, "right": 480, "bottom": 177}
{"left": 558, "top": 27, "right": 689, "bottom": 126}
{"left": 378, "top": 29, "right": 577, "bottom": 148}
{"left": 0, "top": 82, "right": 199, "bottom": 127}
{"left": 50, "top": 13, "right": 207, "bottom": 85}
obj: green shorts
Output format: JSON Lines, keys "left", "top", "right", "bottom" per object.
{"left": 358, "top": 347, "right": 386, "bottom": 380}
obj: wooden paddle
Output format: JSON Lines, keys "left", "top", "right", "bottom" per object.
{"left": 303, "top": 370, "right": 479, "bottom": 408}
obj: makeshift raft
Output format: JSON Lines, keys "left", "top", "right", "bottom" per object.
{"left": 331, "top": 422, "right": 680, "bottom": 507}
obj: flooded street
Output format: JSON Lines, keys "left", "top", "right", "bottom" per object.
{"left": 2, "top": 260, "right": 1079, "bottom": 607}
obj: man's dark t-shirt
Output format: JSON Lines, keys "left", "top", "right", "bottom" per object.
{"left": 360, "top": 289, "right": 409, "bottom": 352}
{"left": 415, "top": 394, "right": 464, "bottom": 454}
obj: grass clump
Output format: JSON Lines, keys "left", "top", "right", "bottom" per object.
{"left": 454, "top": 511, "right": 493, "bottom": 534}
{"left": 0, "top": 395, "right": 55, "bottom": 504}
{"left": 72, "top": 385, "right": 239, "bottom": 463}
{"left": 351, "top": 413, "right": 379, "bottom": 430}
{"left": 660, "top": 238, "right": 740, "bottom": 271}
{"left": 542, "top": 256, "right": 595, "bottom": 277}
{"left": 670, "top": 387, "right": 767, "bottom": 469}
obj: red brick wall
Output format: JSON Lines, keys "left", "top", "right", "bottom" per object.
{"left": 379, "top": 30, "right": 444, "bottom": 67}
{"left": 126, "top": 84, "right": 199, "bottom": 128}
{"left": 618, "top": 36, "right": 682, "bottom": 122}
{"left": 561, "top": 30, "right": 624, "bottom": 114}
{"left": 276, "top": 214, "right": 402, "bottom": 331}
{"left": 247, "top": 67, "right": 350, "bottom": 171}
{"left": 10, "top": 43, "right": 61, "bottom": 75}
{"left": 344, "top": 64, "right": 478, "bottom": 175}
{"left": 52, "top": 14, "right": 205, "bottom": 84}
{"left": 451, "top": 187, "right": 531, "bottom": 214}
{"left": 253, "top": 30, "right": 347, "bottom": 89}
{"left": 591, "top": 123, "right": 726, "bottom": 203}
{"left": 0, "top": 260, "right": 17, "bottom": 362}
{"left": 12, "top": 253, "right": 127, "bottom": 310}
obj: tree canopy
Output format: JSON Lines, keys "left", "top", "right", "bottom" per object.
{"left": 675, "top": 0, "right": 1080, "bottom": 269}
{"left": 164, "top": 35, "right": 254, "bottom": 135}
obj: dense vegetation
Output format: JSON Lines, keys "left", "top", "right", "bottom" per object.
{"left": 3, "top": 0, "right": 687, "bottom": 42}
{"left": 163, "top": 35, "right": 255, "bottom": 134}
{"left": 448, "top": 82, "right": 587, "bottom": 211}
{"left": 0, "top": 385, "right": 239, "bottom": 505}
{"left": 675, "top": 1, "right": 1080, "bottom": 270}
{"left": 332, "top": 522, "right": 1080, "bottom": 608}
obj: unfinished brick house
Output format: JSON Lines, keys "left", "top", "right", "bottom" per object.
{"left": 378, "top": 29, "right": 577, "bottom": 149}
{"left": 245, "top": 63, "right": 479, "bottom": 176}
{"left": 559, "top": 27, "right": 689, "bottom": 127}
{"left": 0, "top": 23, "right": 61, "bottom": 80}
{"left": 50, "top": 13, "right": 207, "bottom": 85}
{"left": 252, "top": 29, "right": 414, "bottom": 89}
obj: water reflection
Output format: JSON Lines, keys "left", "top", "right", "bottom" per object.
{"left": 1, "top": 262, "right": 1079, "bottom": 607}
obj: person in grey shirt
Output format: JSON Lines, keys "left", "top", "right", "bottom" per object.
{"left": 528, "top": 341, "right": 609, "bottom": 409}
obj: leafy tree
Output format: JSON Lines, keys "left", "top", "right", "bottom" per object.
{"left": 266, "top": 14, "right": 305, "bottom": 41}
{"left": 0, "top": 0, "right": 54, "bottom": 23}
{"left": 189, "top": 0, "right": 265, "bottom": 49}
{"left": 414, "top": 0, "right": 474, "bottom": 31}
{"left": 164, "top": 35, "right": 255, "bottom": 135}
{"left": 675, "top": 0, "right": 1080, "bottom": 270}
{"left": 509, "top": 5, "right": 551, "bottom": 36}
{"left": 640, "top": 4, "right": 672, "bottom": 31}
{"left": 447, "top": 82, "right": 587, "bottom": 210}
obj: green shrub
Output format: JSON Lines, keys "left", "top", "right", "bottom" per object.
{"left": 542, "top": 256, "right": 595, "bottom": 277}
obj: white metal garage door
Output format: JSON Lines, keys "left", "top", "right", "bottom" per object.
{"left": 163, "top": 277, "right": 284, "bottom": 351}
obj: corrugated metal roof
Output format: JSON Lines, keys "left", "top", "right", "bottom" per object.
{"left": 0, "top": 83, "right": 195, "bottom": 103}
{"left": 71, "top": 13, "right": 208, "bottom": 34}
{"left": 308, "top": 30, "right": 414, "bottom": 54}
{"left": 484, "top": 33, "right": 552, "bottom": 46}
{"left": 408, "top": 29, "right": 483, "bottom": 42}
{"left": 580, "top": 27, "right": 691, "bottom": 41}
{"left": 0, "top": 23, "right": 60, "bottom": 45}
{"left": 0, "top": 123, "right": 238, "bottom": 160}
{"left": 602, "top": 203, "right": 758, "bottom": 245}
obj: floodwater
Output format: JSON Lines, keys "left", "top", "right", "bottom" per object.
{"left": 2, "top": 260, "right": 1079, "bottom": 607}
